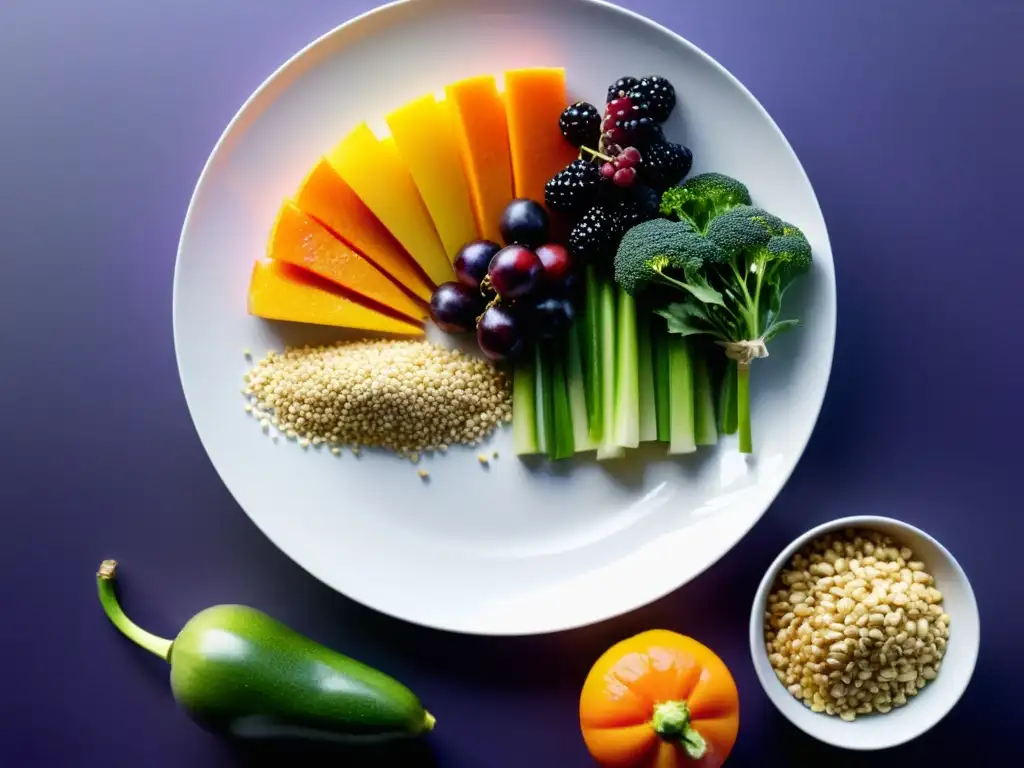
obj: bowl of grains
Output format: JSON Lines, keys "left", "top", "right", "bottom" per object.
{"left": 749, "top": 516, "right": 979, "bottom": 750}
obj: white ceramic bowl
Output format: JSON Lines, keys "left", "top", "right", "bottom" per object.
{"left": 749, "top": 516, "right": 980, "bottom": 751}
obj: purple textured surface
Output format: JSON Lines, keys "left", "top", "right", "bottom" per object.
{"left": 0, "top": 0, "right": 1019, "bottom": 765}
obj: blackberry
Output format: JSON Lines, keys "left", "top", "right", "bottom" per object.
{"left": 568, "top": 204, "right": 624, "bottom": 261}
{"left": 545, "top": 159, "right": 601, "bottom": 212}
{"left": 617, "top": 200, "right": 645, "bottom": 232}
{"left": 617, "top": 185, "right": 662, "bottom": 233}
{"left": 606, "top": 76, "right": 640, "bottom": 103}
{"left": 628, "top": 75, "right": 677, "bottom": 123}
{"left": 630, "top": 184, "right": 662, "bottom": 220}
{"left": 641, "top": 141, "right": 693, "bottom": 191}
{"left": 614, "top": 107, "right": 661, "bottom": 147}
{"left": 559, "top": 101, "right": 602, "bottom": 148}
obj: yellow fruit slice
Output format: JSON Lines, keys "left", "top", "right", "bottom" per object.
{"left": 247, "top": 260, "right": 423, "bottom": 335}
{"left": 387, "top": 94, "right": 480, "bottom": 261}
{"left": 328, "top": 122, "right": 454, "bottom": 286}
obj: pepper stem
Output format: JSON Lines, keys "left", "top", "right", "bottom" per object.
{"left": 424, "top": 712, "right": 436, "bottom": 732}
{"left": 97, "top": 560, "right": 173, "bottom": 661}
{"left": 651, "top": 700, "right": 707, "bottom": 760}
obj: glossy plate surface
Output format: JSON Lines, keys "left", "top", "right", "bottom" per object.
{"left": 173, "top": 0, "right": 836, "bottom": 635}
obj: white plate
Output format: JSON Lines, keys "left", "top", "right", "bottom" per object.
{"left": 173, "top": 0, "right": 836, "bottom": 635}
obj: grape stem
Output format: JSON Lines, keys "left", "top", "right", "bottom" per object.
{"left": 475, "top": 294, "right": 502, "bottom": 325}
{"left": 580, "top": 145, "right": 614, "bottom": 163}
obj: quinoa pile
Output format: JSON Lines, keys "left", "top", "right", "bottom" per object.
{"left": 243, "top": 340, "right": 511, "bottom": 456}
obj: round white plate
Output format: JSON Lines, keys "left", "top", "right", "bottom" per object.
{"left": 174, "top": 0, "right": 836, "bottom": 635}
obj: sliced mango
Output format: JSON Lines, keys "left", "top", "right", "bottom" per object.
{"left": 247, "top": 260, "right": 423, "bottom": 335}
{"left": 387, "top": 94, "right": 479, "bottom": 261}
{"left": 268, "top": 201, "right": 425, "bottom": 323}
{"left": 446, "top": 75, "right": 514, "bottom": 244}
{"left": 295, "top": 158, "right": 435, "bottom": 302}
{"left": 328, "top": 122, "right": 454, "bottom": 286}
{"left": 504, "top": 67, "right": 577, "bottom": 206}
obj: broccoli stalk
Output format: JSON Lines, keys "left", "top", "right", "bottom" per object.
{"left": 655, "top": 205, "right": 812, "bottom": 452}
{"left": 613, "top": 173, "right": 812, "bottom": 454}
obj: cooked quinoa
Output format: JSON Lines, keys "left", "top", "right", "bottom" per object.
{"left": 244, "top": 340, "right": 511, "bottom": 456}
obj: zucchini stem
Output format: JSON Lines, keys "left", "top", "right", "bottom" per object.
{"left": 96, "top": 560, "right": 172, "bottom": 661}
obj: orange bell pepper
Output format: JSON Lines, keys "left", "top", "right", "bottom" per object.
{"left": 579, "top": 630, "right": 739, "bottom": 768}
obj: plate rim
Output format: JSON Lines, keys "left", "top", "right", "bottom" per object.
{"left": 172, "top": 0, "right": 837, "bottom": 636}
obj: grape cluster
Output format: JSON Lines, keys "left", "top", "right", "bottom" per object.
{"left": 429, "top": 200, "right": 578, "bottom": 362}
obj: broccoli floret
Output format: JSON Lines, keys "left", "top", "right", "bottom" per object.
{"left": 614, "top": 218, "right": 722, "bottom": 296}
{"left": 704, "top": 205, "right": 784, "bottom": 257}
{"left": 767, "top": 224, "right": 813, "bottom": 283}
{"left": 654, "top": 201, "right": 813, "bottom": 455}
{"left": 705, "top": 207, "right": 811, "bottom": 305}
{"left": 659, "top": 173, "right": 752, "bottom": 233}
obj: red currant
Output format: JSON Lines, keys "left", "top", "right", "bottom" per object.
{"left": 613, "top": 167, "right": 637, "bottom": 188}
{"left": 618, "top": 147, "right": 642, "bottom": 168}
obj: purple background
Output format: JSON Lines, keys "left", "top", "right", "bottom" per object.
{"left": 1, "top": 0, "right": 1019, "bottom": 765}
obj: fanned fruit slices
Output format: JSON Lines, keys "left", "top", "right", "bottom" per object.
{"left": 247, "top": 67, "right": 573, "bottom": 336}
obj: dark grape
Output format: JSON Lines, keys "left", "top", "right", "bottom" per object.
{"left": 487, "top": 245, "right": 543, "bottom": 299}
{"left": 477, "top": 305, "right": 523, "bottom": 361}
{"left": 535, "top": 243, "right": 573, "bottom": 285}
{"left": 429, "top": 282, "right": 484, "bottom": 333}
{"left": 500, "top": 199, "right": 549, "bottom": 247}
{"left": 454, "top": 240, "right": 501, "bottom": 288}
{"left": 531, "top": 297, "right": 576, "bottom": 339}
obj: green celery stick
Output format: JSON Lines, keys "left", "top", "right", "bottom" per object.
{"left": 652, "top": 317, "right": 671, "bottom": 442}
{"left": 567, "top": 323, "right": 596, "bottom": 452}
{"left": 637, "top": 308, "right": 658, "bottom": 442}
{"left": 613, "top": 287, "right": 640, "bottom": 449}
{"left": 512, "top": 351, "right": 539, "bottom": 455}
{"left": 535, "top": 343, "right": 554, "bottom": 457}
{"left": 693, "top": 349, "right": 718, "bottom": 446}
{"left": 582, "top": 265, "right": 603, "bottom": 443}
{"left": 596, "top": 277, "right": 624, "bottom": 460}
{"left": 667, "top": 335, "right": 696, "bottom": 455}
{"left": 549, "top": 338, "right": 576, "bottom": 460}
